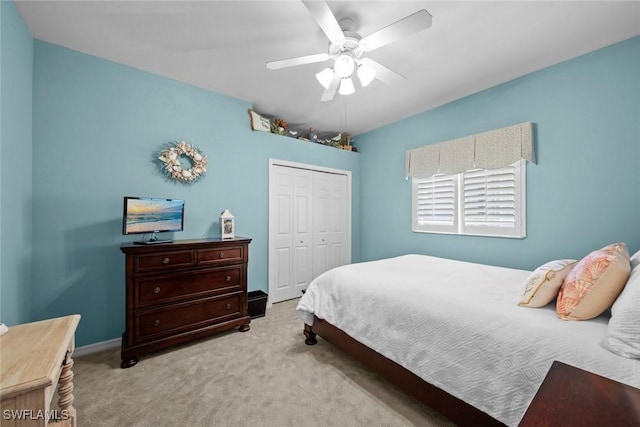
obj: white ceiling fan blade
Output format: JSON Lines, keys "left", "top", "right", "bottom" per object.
{"left": 320, "top": 74, "right": 341, "bottom": 102}
{"left": 266, "top": 53, "right": 329, "bottom": 70}
{"left": 359, "top": 58, "right": 405, "bottom": 86}
{"left": 361, "top": 9, "right": 432, "bottom": 51}
{"left": 302, "top": 0, "right": 346, "bottom": 45}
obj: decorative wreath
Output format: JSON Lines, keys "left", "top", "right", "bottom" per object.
{"left": 158, "top": 140, "right": 207, "bottom": 183}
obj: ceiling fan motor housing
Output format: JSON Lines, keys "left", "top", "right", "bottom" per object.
{"left": 330, "top": 32, "right": 364, "bottom": 59}
{"left": 329, "top": 31, "right": 365, "bottom": 78}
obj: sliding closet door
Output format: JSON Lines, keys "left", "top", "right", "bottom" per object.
{"left": 269, "top": 166, "right": 313, "bottom": 303}
{"left": 269, "top": 161, "right": 351, "bottom": 303}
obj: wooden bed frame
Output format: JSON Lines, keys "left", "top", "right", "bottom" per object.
{"left": 304, "top": 316, "right": 505, "bottom": 427}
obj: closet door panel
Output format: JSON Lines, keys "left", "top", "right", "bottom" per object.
{"left": 312, "top": 171, "right": 331, "bottom": 279}
{"left": 292, "top": 169, "right": 313, "bottom": 292}
{"left": 271, "top": 167, "right": 294, "bottom": 302}
{"left": 329, "top": 173, "right": 348, "bottom": 271}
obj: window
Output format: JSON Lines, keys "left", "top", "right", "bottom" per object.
{"left": 412, "top": 160, "right": 526, "bottom": 238}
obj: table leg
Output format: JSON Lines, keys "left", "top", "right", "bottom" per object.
{"left": 58, "top": 355, "right": 76, "bottom": 427}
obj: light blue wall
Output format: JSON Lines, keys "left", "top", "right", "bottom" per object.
{"left": 0, "top": 1, "right": 33, "bottom": 326}
{"left": 31, "top": 41, "right": 360, "bottom": 346}
{"left": 355, "top": 36, "right": 640, "bottom": 270}
{"left": 4, "top": 12, "right": 638, "bottom": 347}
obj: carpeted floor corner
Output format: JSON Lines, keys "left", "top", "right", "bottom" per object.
{"left": 73, "top": 299, "right": 457, "bottom": 427}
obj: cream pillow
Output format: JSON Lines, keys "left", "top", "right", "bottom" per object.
{"left": 518, "top": 259, "right": 577, "bottom": 307}
{"left": 602, "top": 258, "right": 640, "bottom": 358}
{"left": 557, "top": 243, "right": 631, "bottom": 321}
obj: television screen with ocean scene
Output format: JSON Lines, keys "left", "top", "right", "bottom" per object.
{"left": 123, "top": 197, "right": 185, "bottom": 235}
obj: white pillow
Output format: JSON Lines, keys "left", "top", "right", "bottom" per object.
{"left": 631, "top": 249, "right": 640, "bottom": 270}
{"left": 602, "top": 255, "right": 640, "bottom": 358}
{"left": 518, "top": 259, "right": 577, "bottom": 308}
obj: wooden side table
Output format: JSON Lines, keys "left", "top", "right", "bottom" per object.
{"left": 1, "top": 315, "right": 80, "bottom": 427}
{"left": 519, "top": 360, "right": 640, "bottom": 426}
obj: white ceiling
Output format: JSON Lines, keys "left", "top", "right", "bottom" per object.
{"left": 14, "top": 1, "right": 640, "bottom": 136}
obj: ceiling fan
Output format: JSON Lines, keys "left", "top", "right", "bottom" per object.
{"left": 266, "top": 1, "right": 432, "bottom": 102}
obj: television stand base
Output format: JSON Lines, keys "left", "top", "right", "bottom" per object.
{"left": 134, "top": 239, "right": 173, "bottom": 245}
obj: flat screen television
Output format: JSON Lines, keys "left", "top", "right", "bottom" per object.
{"left": 122, "top": 196, "right": 185, "bottom": 244}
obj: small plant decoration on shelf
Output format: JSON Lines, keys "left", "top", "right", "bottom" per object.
{"left": 248, "top": 109, "right": 356, "bottom": 152}
{"left": 338, "top": 132, "right": 353, "bottom": 151}
{"left": 271, "top": 118, "right": 290, "bottom": 136}
{"left": 158, "top": 140, "right": 208, "bottom": 183}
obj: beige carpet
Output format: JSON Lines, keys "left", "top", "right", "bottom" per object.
{"left": 73, "top": 299, "right": 457, "bottom": 427}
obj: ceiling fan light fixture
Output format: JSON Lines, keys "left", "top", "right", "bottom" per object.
{"left": 357, "top": 64, "right": 376, "bottom": 87}
{"left": 334, "top": 54, "right": 355, "bottom": 78}
{"left": 338, "top": 77, "right": 355, "bottom": 95}
{"left": 315, "top": 67, "right": 335, "bottom": 89}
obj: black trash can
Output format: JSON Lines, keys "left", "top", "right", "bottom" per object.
{"left": 247, "top": 290, "right": 268, "bottom": 319}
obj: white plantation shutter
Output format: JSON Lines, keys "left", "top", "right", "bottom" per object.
{"left": 462, "top": 161, "right": 525, "bottom": 237}
{"left": 412, "top": 175, "right": 457, "bottom": 233}
{"left": 412, "top": 160, "right": 526, "bottom": 238}
{"left": 463, "top": 167, "right": 516, "bottom": 227}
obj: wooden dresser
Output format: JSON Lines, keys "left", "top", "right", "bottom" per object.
{"left": 120, "top": 237, "right": 252, "bottom": 368}
{"left": 1, "top": 315, "right": 80, "bottom": 427}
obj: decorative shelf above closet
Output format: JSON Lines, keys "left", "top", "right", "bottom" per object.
{"left": 248, "top": 109, "right": 357, "bottom": 152}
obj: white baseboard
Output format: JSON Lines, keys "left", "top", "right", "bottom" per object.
{"left": 74, "top": 337, "right": 121, "bottom": 357}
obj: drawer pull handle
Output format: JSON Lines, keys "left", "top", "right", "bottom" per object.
{"left": 153, "top": 319, "right": 160, "bottom": 327}
{"left": 219, "top": 252, "right": 224, "bottom": 259}
{"left": 225, "top": 275, "right": 231, "bottom": 282}
{"left": 225, "top": 303, "right": 232, "bottom": 310}
{"left": 162, "top": 257, "right": 170, "bottom": 264}
{"left": 153, "top": 286, "right": 161, "bottom": 294}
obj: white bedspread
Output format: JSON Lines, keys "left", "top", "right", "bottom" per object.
{"left": 296, "top": 254, "right": 640, "bottom": 427}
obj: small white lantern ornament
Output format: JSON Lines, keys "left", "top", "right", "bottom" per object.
{"left": 220, "top": 209, "right": 235, "bottom": 240}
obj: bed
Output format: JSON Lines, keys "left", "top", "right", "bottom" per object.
{"left": 295, "top": 254, "right": 640, "bottom": 427}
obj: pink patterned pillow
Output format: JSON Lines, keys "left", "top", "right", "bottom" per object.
{"left": 557, "top": 243, "right": 631, "bottom": 321}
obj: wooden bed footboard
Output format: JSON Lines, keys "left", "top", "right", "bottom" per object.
{"left": 304, "top": 317, "right": 505, "bottom": 427}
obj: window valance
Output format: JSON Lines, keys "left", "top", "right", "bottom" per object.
{"left": 406, "top": 122, "right": 535, "bottom": 178}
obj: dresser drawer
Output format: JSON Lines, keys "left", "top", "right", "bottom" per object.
{"left": 135, "top": 294, "right": 242, "bottom": 341}
{"left": 134, "top": 250, "right": 194, "bottom": 272}
{"left": 197, "top": 245, "right": 244, "bottom": 265}
{"left": 135, "top": 267, "right": 242, "bottom": 307}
